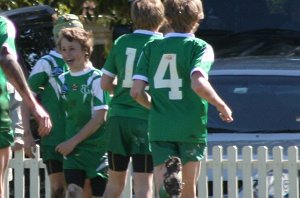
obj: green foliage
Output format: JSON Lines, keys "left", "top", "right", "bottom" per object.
{"left": 0, "top": 0, "right": 131, "bottom": 25}
{"left": 0, "top": 0, "right": 39, "bottom": 10}
{"left": 98, "top": 0, "right": 131, "bottom": 24}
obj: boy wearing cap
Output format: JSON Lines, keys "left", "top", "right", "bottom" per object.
{"left": 23, "top": 14, "right": 84, "bottom": 198}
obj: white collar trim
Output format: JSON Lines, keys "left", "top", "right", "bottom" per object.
{"left": 165, "top": 32, "right": 195, "bottom": 38}
{"left": 134, "top": 29, "right": 163, "bottom": 37}
{"left": 49, "top": 50, "right": 63, "bottom": 58}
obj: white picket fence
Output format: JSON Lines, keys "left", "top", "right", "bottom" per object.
{"left": 7, "top": 145, "right": 300, "bottom": 198}
{"left": 7, "top": 146, "right": 50, "bottom": 198}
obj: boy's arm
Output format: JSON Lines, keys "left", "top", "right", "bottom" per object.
{"left": 8, "top": 91, "right": 24, "bottom": 151}
{"left": 191, "top": 71, "right": 233, "bottom": 122}
{"left": 21, "top": 102, "right": 37, "bottom": 158}
{"left": 55, "top": 109, "right": 107, "bottom": 156}
{"left": 0, "top": 49, "right": 52, "bottom": 136}
{"left": 100, "top": 74, "right": 116, "bottom": 93}
{"left": 130, "top": 79, "right": 151, "bottom": 109}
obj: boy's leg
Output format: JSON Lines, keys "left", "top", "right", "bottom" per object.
{"left": 64, "top": 169, "right": 85, "bottom": 198}
{"left": 45, "top": 160, "right": 65, "bottom": 198}
{"left": 181, "top": 161, "right": 201, "bottom": 198}
{"left": 153, "top": 164, "right": 167, "bottom": 198}
{"left": 132, "top": 154, "right": 154, "bottom": 198}
{"left": 151, "top": 141, "right": 178, "bottom": 198}
{"left": 0, "top": 147, "right": 10, "bottom": 198}
{"left": 83, "top": 179, "right": 92, "bottom": 198}
{"left": 42, "top": 146, "right": 66, "bottom": 198}
{"left": 133, "top": 172, "right": 153, "bottom": 198}
{"left": 65, "top": 184, "right": 83, "bottom": 198}
{"left": 89, "top": 175, "right": 107, "bottom": 198}
{"left": 49, "top": 172, "right": 65, "bottom": 198}
{"left": 102, "top": 169, "right": 127, "bottom": 198}
{"left": 103, "top": 152, "right": 130, "bottom": 198}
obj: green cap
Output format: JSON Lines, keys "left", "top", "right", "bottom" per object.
{"left": 53, "top": 14, "right": 84, "bottom": 40}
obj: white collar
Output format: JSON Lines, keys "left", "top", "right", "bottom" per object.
{"left": 49, "top": 50, "right": 63, "bottom": 58}
{"left": 164, "top": 32, "right": 195, "bottom": 38}
{"left": 134, "top": 29, "right": 163, "bottom": 37}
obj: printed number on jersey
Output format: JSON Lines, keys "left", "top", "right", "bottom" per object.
{"left": 154, "top": 54, "right": 182, "bottom": 100}
{"left": 122, "top": 48, "right": 136, "bottom": 88}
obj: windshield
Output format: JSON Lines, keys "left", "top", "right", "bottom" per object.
{"left": 17, "top": 26, "right": 54, "bottom": 73}
{"left": 197, "top": 0, "right": 300, "bottom": 57}
{"left": 208, "top": 75, "right": 300, "bottom": 132}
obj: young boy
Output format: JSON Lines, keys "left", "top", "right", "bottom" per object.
{"left": 130, "top": 0, "right": 234, "bottom": 197}
{"left": 100, "top": 0, "right": 164, "bottom": 197}
{"left": 23, "top": 14, "right": 86, "bottom": 198}
{"left": 55, "top": 27, "right": 110, "bottom": 198}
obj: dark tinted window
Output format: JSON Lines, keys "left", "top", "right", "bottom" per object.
{"left": 197, "top": 0, "right": 300, "bottom": 58}
{"left": 0, "top": 5, "right": 55, "bottom": 75}
{"left": 16, "top": 24, "right": 54, "bottom": 74}
{"left": 208, "top": 75, "right": 300, "bottom": 132}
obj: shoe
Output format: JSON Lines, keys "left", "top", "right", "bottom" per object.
{"left": 163, "top": 156, "right": 183, "bottom": 197}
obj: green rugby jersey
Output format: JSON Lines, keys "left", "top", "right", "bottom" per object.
{"left": 28, "top": 50, "right": 68, "bottom": 146}
{"left": 58, "top": 64, "right": 110, "bottom": 151}
{"left": 133, "top": 33, "right": 214, "bottom": 144}
{"left": 0, "top": 16, "right": 18, "bottom": 134}
{"left": 102, "top": 30, "right": 163, "bottom": 120}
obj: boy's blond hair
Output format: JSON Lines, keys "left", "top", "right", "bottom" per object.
{"left": 131, "top": 0, "right": 165, "bottom": 30}
{"left": 57, "top": 27, "right": 94, "bottom": 60}
{"left": 164, "top": 0, "right": 204, "bottom": 33}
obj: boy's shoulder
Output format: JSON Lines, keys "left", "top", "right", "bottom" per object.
{"left": 87, "top": 65, "right": 103, "bottom": 77}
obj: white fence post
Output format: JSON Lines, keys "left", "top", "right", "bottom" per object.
{"left": 227, "top": 146, "right": 238, "bottom": 198}
{"left": 212, "top": 146, "right": 223, "bottom": 198}
{"left": 27, "top": 146, "right": 40, "bottom": 198}
{"left": 288, "top": 146, "right": 299, "bottom": 198}
{"left": 273, "top": 146, "right": 284, "bottom": 198}
{"left": 242, "top": 146, "right": 254, "bottom": 198}
{"left": 10, "top": 147, "right": 25, "bottom": 198}
{"left": 257, "top": 146, "right": 268, "bottom": 198}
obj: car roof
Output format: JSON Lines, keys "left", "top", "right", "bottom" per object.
{"left": 0, "top": 5, "right": 55, "bottom": 28}
{"left": 210, "top": 56, "right": 300, "bottom": 76}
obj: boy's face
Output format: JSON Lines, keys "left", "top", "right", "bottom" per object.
{"left": 60, "top": 38, "right": 86, "bottom": 71}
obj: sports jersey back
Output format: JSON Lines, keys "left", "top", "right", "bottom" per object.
{"left": 0, "top": 16, "right": 17, "bottom": 134}
{"left": 28, "top": 51, "right": 68, "bottom": 146}
{"left": 134, "top": 33, "right": 214, "bottom": 144}
{"left": 58, "top": 66, "right": 110, "bottom": 151}
{"left": 102, "top": 30, "right": 163, "bottom": 120}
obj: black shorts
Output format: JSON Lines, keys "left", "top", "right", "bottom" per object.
{"left": 44, "top": 160, "right": 63, "bottom": 175}
{"left": 108, "top": 151, "right": 153, "bottom": 173}
{"left": 64, "top": 169, "right": 107, "bottom": 196}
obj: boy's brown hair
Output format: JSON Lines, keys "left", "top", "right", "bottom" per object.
{"left": 131, "top": 0, "right": 165, "bottom": 30}
{"left": 164, "top": 0, "right": 204, "bottom": 33}
{"left": 57, "top": 27, "right": 94, "bottom": 60}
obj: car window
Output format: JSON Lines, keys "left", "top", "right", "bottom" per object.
{"left": 17, "top": 24, "right": 54, "bottom": 74}
{"left": 197, "top": 0, "right": 300, "bottom": 58}
{"left": 208, "top": 75, "right": 300, "bottom": 132}
{"left": 0, "top": 5, "right": 55, "bottom": 75}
